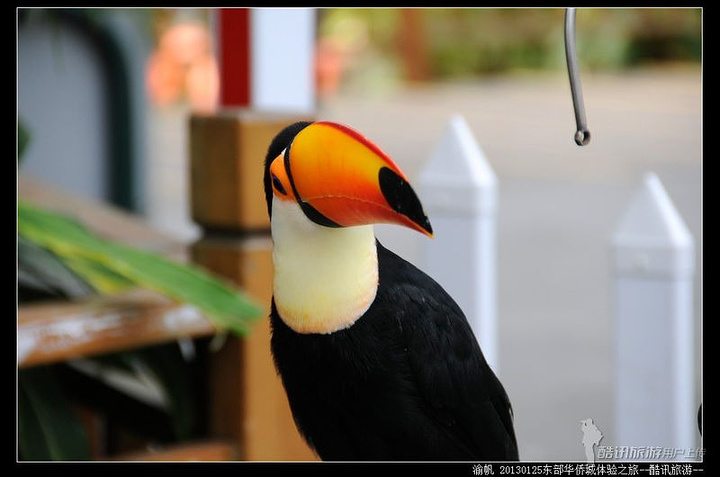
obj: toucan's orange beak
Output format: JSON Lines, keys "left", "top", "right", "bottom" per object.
{"left": 268, "top": 121, "right": 433, "bottom": 237}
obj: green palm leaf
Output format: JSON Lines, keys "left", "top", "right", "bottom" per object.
{"left": 19, "top": 366, "right": 91, "bottom": 461}
{"left": 18, "top": 200, "right": 263, "bottom": 336}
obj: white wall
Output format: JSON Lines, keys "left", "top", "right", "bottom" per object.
{"left": 18, "top": 15, "right": 109, "bottom": 201}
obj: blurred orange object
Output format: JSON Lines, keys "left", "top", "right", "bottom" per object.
{"left": 186, "top": 54, "right": 220, "bottom": 115}
{"left": 146, "top": 22, "right": 219, "bottom": 114}
{"left": 315, "top": 37, "right": 345, "bottom": 98}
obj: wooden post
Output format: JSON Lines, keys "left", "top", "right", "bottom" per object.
{"left": 189, "top": 111, "right": 316, "bottom": 460}
{"left": 418, "top": 115, "right": 500, "bottom": 373}
{"left": 397, "top": 9, "right": 430, "bottom": 82}
{"left": 611, "top": 172, "right": 697, "bottom": 456}
{"left": 190, "top": 8, "right": 317, "bottom": 460}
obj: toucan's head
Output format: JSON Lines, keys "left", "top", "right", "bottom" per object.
{"left": 263, "top": 120, "right": 433, "bottom": 237}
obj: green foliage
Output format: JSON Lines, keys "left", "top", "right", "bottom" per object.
{"left": 90, "top": 343, "right": 205, "bottom": 441}
{"left": 17, "top": 191, "right": 263, "bottom": 461}
{"left": 18, "top": 122, "right": 264, "bottom": 459}
{"left": 18, "top": 235, "right": 96, "bottom": 301}
{"left": 18, "top": 200, "right": 263, "bottom": 336}
{"left": 320, "top": 8, "right": 702, "bottom": 82}
{"left": 19, "top": 367, "right": 91, "bottom": 460}
{"left": 123, "top": 346, "right": 200, "bottom": 440}
{"left": 426, "top": 9, "right": 565, "bottom": 76}
{"left": 18, "top": 118, "right": 30, "bottom": 164}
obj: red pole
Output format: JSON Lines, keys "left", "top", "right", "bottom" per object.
{"left": 218, "top": 8, "right": 251, "bottom": 108}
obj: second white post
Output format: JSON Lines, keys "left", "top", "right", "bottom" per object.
{"left": 419, "top": 115, "right": 499, "bottom": 372}
{"left": 612, "top": 172, "right": 697, "bottom": 457}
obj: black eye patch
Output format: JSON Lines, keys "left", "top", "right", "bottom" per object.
{"left": 272, "top": 174, "right": 287, "bottom": 195}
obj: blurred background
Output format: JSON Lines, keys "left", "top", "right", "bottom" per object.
{"left": 18, "top": 8, "right": 701, "bottom": 461}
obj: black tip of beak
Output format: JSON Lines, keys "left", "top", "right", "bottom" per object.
{"left": 378, "top": 167, "right": 433, "bottom": 236}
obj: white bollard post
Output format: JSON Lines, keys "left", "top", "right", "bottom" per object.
{"left": 250, "top": 8, "right": 316, "bottom": 113}
{"left": 418, "top": 115, "right": 499, "bottom": 372}
{"left": 612, "top": 172, "right": 696, "bottom": 457}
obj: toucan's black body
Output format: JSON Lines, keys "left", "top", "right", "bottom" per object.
{"left": 270, "top": 242, "right": 518, "bottom": 461}
{"left": 265, "top": 121, "right": 519, "bottom": 461}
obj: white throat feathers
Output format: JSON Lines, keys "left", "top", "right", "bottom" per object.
{"left": 271, "top": 197, "right": 379, "bottom": 334}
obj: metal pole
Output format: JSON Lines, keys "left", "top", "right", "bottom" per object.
{"left": 564, "top": 8, "right": 591, "bottom": 146}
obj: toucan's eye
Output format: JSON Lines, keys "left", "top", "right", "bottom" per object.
{"left": 272, "top": 174, "right": 287, "bottom": 195}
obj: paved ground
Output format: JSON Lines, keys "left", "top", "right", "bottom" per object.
{"left": 317, "top": 66, "right": 702, "bottom": 461}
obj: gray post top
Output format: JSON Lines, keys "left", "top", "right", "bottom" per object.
{"left": 418, "top": 114, "right": 497, "bottom": 216}
{"left": 612, "top": 172, "right": 695, "bottom": 279}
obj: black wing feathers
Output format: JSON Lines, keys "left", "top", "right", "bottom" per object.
{"left": 379, "top": 243, "right": 518, "bottom": 460}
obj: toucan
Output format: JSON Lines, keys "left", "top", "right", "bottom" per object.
{"left": 264, "top": 120, "right": 519, "bottom": 461}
